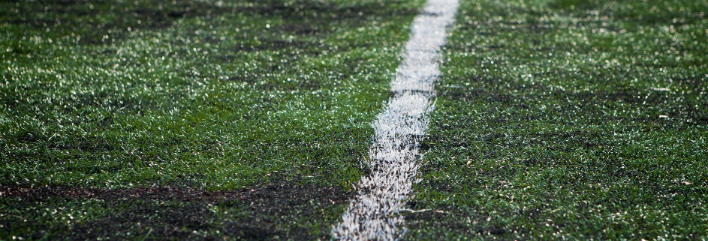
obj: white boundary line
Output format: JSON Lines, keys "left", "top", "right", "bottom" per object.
{"left": 332, "top": 0, "right": 459, "bottom": 240}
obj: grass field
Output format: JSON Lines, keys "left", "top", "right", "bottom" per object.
{"left": 407, "top": 0, "right": 708, "bottom": 239}
{"left": 1, "top": 0, "right": 423, "bottom": 239}
{"left": 2, "top": 0, "right": 707, "bottom": 240}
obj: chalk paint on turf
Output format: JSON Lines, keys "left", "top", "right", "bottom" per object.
{"left": 332, "top": 0, "right": 459, "bottom": 239}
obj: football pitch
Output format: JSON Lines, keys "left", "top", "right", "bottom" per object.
{"left": 1, "top": 0, "right": 707, "bottom": 240}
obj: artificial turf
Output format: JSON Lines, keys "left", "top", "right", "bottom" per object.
{"left": 407, "top": 0, "right": 708, "bottom": 239}
{"left": 0, "top": 0, "right": 424, "bottom": 239}
{"left": 3, "top": 0, "right": 707, "bottom": 240}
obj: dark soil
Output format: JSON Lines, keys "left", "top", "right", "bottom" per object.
{"left": 0, "top": 181, "right": 354, "bottom": 240}
{"left": 3, "top": 0, "right": 419, "bottom": 45}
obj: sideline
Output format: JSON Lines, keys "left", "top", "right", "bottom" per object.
{"left": 331, "top": 0, "right": 459, "bottom": 239}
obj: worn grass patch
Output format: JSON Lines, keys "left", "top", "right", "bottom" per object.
{"left": 1, "top": 177, "right": 352, "bottom": 240}
{"left": 0, "top": 0, "right": 424, "bottom": 239}
{"left": 407, "top": 0, "right": 708, "bottom": 239}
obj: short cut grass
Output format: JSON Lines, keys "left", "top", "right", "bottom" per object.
{"left": 0, "top": 0, "right": 424, "bottom": 239}
{"left": 407, "top": 0, "right": 708, "bottom": 239}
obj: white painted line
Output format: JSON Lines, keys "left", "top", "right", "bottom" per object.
{"left": 332, "top": 0, "right": 458, "bottom": 240}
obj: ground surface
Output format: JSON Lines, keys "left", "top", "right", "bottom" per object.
{"left": 1, "top": 0, "right": 422, "bottom": 239}
{"left": 407, "top": 0, "right": 708, "bottom": 239}
{"left": 1, "top": 0, "right": 707, "bottom": 240}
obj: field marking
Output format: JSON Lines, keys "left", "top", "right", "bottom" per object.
{"left": 331, "top": 0, "right": 459, "bottom": 239}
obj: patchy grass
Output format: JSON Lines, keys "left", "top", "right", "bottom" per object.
{"left": 4, "top": 0, "right": 707, "bottom": 239}
{"left": 408, "top": 0, "right": 708, "bottom": 239}
{"left": 0, "top": 0, "right": 424, "bottom": 239}
{"left": 0, "top": 176, "right": 352, "bottom": 240}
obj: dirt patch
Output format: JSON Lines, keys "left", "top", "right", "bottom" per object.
{"left": 1, "top": 181, "right": 354, "bottom": 240}
{"left": 440, "top": 77, "right": 708, "bottom": 127}
{"left": 404, "top": 209, "right": 512, "bottom": 238}
{"left": 5, "top": 0, "right": 419, "bottom": 45}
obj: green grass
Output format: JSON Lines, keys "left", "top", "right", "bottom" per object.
{"left": 0, "top": 0, "right": 424, "bottom": 239}
{"left": 3, "top": 0, "right": 708, "bottom": 239}
{"left": 407, "top": 0, "right": 708, "bottom": 239}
